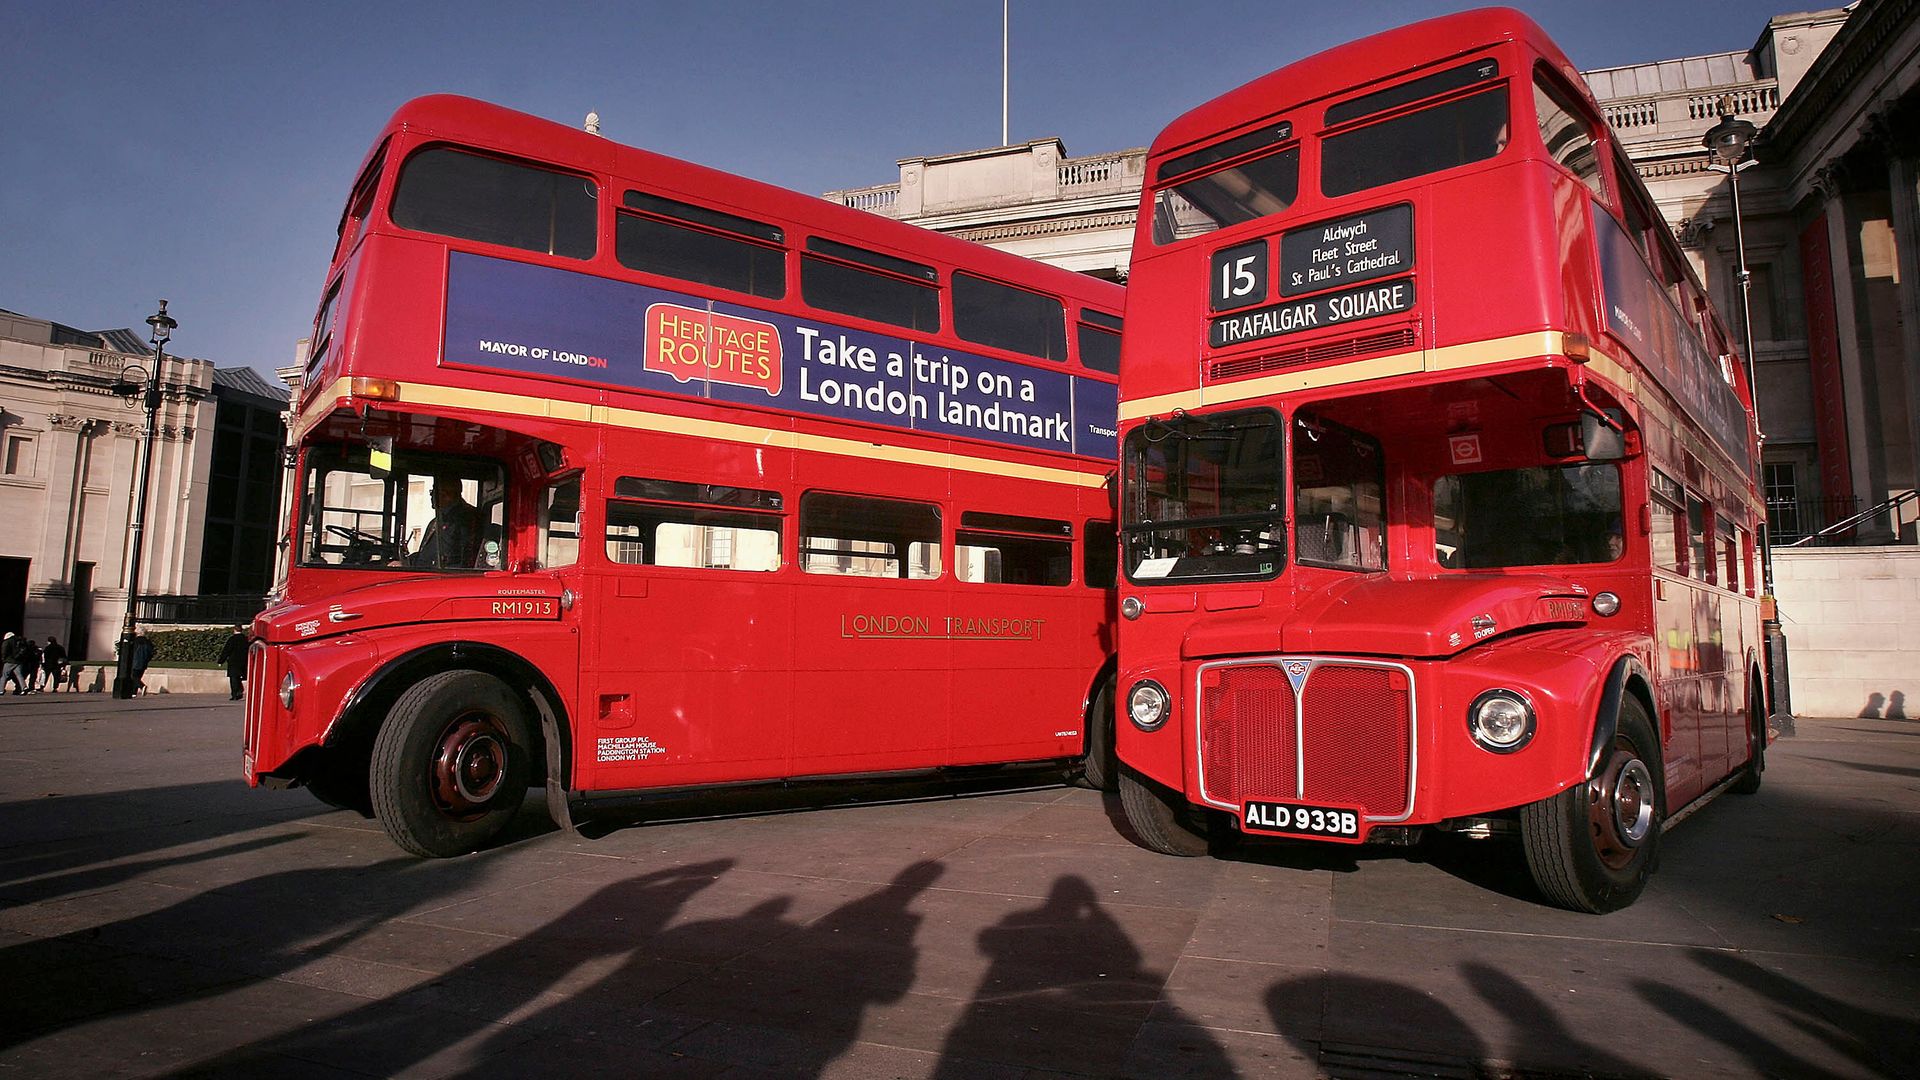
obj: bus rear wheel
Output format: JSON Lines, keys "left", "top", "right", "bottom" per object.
{"left": 1080, "top": 676, "right": 1118, "bottom": 792}
{"left": 1520, "top": 696, "right": 1663, "bottom": 913}
{"left": 371, "top": 670, "right": 532, "bottom": 858}
{"left": 1119, "top": 767, "right": 1211, "bottom": 856}
{"left": 1731, "top": 676, "right": 1765, "bottom": 795}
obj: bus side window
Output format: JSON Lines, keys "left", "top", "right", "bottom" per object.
{"left": 1651, "top": 490, "right": 1681, "bottom": 572}
{"left": 1083, "top": 519, "right": 1117, "bottom": 589}
{"left": 1722, "top": 526, "right": 1741, "bottom": 593}
{"left": 1531, "top": 71, "right": 1605, "bottom": 199}
{"left": 955, "top": 512, "right": 1072, "bottom": 586}
{"left": 541, "top": 475, "right": 581, "bottom": 569}
{"left": 800, "top": 239, "right": 940, "bottom": 333}
{"left": 1687, "top": 495, "right": 1711, "bottom": 583}
{"left": 1078, "top": 312, "right": 1122, "bottom": 374}
{"left": 800, "top": 493, "right": 942, "bottom": 579}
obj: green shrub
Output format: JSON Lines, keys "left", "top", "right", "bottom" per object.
{"left": 149, "top": 627, "right": 233, "bottom": 664}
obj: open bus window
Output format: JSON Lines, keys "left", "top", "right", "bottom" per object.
{"left": 1122, "top": 409, "right": 1285, "bottom": 582}
{"left": 800, "top": 493, "right": 941, "bottom": 579}
{"left": 300, "top": 445, "right": 505, "bottom": 572}
{"left": 604, "top": 477, "right": 782, "bottom": 571}
{"left": 1322, "top": 86, "right": 1510, "bottom": 198}
{"left": 1532, "top": 73, "right": 1606, "bottom": 199}
{"left": 1151, "top": 147, "right": 1300, "bottom": 245}
{"left": 1294, "top": 418, "right": 1386, "bottom": 571}
{"left": 956, "top": 512, "right": 1072, "bottom": 586}
{"left": 541, "top": 474, "right": 581, "bottom": 569}
{"left": 1434, "top": 464, "right": 1623, "bottom": 569}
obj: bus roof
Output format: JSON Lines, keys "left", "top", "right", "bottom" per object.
{"left": 368, "top": 94, "right": 1122, "bottom": 311}
{"left": 1149, "top": 7, "right": 1578, "bottom": 166}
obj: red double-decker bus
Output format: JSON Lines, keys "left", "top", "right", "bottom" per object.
{"left": 246, "top": 95, "right": 1125, "bottom": 857}
{"left": 1113, "top": 9, "right": 1769, "bottom": 911}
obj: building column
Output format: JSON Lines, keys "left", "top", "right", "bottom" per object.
{"left": 1874, "top": 109, "right": 1920, "bottom": 539}
{"left": 27, "top": 415, "right": 93, "bottom": 632}
{"left": 1812, "top": 164, "right": 1881, "bottom": 527}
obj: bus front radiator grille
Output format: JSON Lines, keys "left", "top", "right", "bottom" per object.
{"left": 1199, "top": 665, "right": 1298, "bottom": 807}
{"left": 1198, "top": 660, "right": 1414, "bottom": 819}
{"left": 1299, "top": 665, "right": 1413, "bottom": 818}
{"left": 243, "top": 640, "right": 268, "bottom": 770}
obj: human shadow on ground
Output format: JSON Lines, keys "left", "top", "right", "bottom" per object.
{"left": 173, "top": 858, "right": 737, "bottom": 1077}
{"left": 0, "top": 779, "right": 327, "bottom": 894}
{"left": 1652, "top": 948, "right": 1920, "bottom": 1078}
{"left": 935, "top": 874, "right": 1235, "bottom": 1078}
{"left": 0, "top": 852, "right": 500, "bottom": 1052}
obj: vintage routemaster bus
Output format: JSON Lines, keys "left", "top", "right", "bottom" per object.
{"left": 245, "top": 95, "right": 1127, "bottom": 857}
{"left": 1112, "top": 8, "right": 1769, "bottom": 911}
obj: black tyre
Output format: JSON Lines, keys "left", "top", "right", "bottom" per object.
{"left": 371, "top": 670, "right": 533, "bottom": 858}
{"left": 1119, "top": 767, "right": 1211, "bottom": 857}
{"left": 1521, "top": 695, "right": 1663, "bottom": 913}
{"left": 1079, "top": 676, "right": 1118, "bottom": 792}
{"left": 1731, "top": 677, "right": 1765, "bottom": 795}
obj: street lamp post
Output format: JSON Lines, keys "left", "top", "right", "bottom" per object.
{"left": 112, "top": 301, "right": 176, "bottom": 700}
{"left": 1703, "top": 112, "right": 1792, "bottom": 728}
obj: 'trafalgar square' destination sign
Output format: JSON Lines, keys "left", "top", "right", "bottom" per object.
{"left": 1209, "top": 276, "right": 1416, "bottom": 349}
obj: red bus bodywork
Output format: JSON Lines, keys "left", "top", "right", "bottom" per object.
{"left": 1115, "top": 9, "right": 1767, "bottom": 911}
{"left": 246, "top": 96, "right": 1125, "bottom": 856}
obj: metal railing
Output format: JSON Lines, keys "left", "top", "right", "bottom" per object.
{"left": 136, "top": 593, "right": 270, "bottom": 625}
{"left": 1780, "top": 490, "right": 1918, "bottom": 548}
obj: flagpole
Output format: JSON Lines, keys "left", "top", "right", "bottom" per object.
{"left": 1002, "top": 0, "right": 1009, "bottom": 145}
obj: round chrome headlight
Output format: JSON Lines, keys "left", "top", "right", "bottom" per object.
{"left": 1591, "top": 591, "right": 1621, "bottom": 617}
{"left": 1468, "top": 689, "right": 1535, "bottom": 753}
{"left": 1121, "top": 596, "right": 1144, "bottom": 621}
{"left": 1127, "top": 680, "right": 1170, "bottom": 731}
{"left": 279, "top": 670, "right": 298, "bottom": 710}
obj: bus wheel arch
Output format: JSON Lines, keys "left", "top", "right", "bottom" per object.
{"left": 1079, "top": 660, "right": 1119, "bottom": 792}
{"left": 324, "top": 642, "right": 573, "bottom": 829}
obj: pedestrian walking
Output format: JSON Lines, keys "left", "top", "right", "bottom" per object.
{"left": 129, "top": 631, "right": 155, "bottom": 695}
{"left": 1, "top": 632, "right": 26, "bottom": 694}
{"left": 40, "top": 636, "right": 66, "bottom": 693}
{"left": 217, "top": 625, "right": 248, "bottom": 701}
{"left": 17, "top": 636, "right": 40, "bottom": 694}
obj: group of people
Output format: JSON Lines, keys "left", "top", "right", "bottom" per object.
{"left": 1, "top": 633, "right": 69, "bottom": 694}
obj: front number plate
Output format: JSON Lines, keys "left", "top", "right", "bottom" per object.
{"left": 1243, "top": 800, "right": 1363, "bottom": 841}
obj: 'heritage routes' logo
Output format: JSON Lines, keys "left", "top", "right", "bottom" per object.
{"left": 645, "top": 303, "right": 783, "bottom": 395}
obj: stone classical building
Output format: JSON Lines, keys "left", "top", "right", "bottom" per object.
{"left": 825, "top": 0, "right": 1919, "bottom": 716}
{"left": 0, "top": 306, "right": 287, "bottom": 663}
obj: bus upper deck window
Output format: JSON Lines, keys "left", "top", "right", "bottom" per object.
{"left": 1321, "top": 86, "right": 1511, "bottom": 198}
{"left": 391, "top": 147, "right": 597, "bottom": 259}
{"left": 1151, "top": 146, "right": 1300, "bottom": 245}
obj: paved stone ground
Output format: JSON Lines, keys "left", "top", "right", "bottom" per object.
{"left": 0, "top": 694, "right": 1914, "bottom": 1078}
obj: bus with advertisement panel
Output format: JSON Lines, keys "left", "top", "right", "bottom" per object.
{"left": 1112, "top": 8, "right": 1769, "bottom": 911}
{"left": 244, "top": 95, "right": 1127, "bottom": 858}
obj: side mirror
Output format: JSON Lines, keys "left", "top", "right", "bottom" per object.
{"left": 1581, "top": 409, "right": 1627, "bottom": 462}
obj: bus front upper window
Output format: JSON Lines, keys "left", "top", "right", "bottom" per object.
{"left": 1152, "top": 147, "right": 1301, "bottom": 245}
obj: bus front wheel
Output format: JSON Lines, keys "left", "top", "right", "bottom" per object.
{"left": 1520, "top": 696, "right": 1663, "bottom": 913}
{"left": 1118, "top": 768, "right": 1211, "bottom": 856}
{"left": 371, "top": 670, "right": 533, "bottom": 858}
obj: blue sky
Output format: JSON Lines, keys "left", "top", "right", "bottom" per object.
{"left": 1, "top": 1, "right": 1784, "bottom": 374}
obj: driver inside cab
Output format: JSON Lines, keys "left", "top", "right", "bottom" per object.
{"left": 411, "top": 474, "right": 481, "bottom": 568}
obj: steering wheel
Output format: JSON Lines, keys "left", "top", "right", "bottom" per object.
{"left": 326, "top": 524, "right": 382, "bottom": 545}
{"left": 325, "top": 524, "right": 394, "bottom": 565}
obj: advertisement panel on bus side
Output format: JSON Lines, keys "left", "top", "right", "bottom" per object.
{"left": 442, "top": 252, "right": 1119, "bottom": 461}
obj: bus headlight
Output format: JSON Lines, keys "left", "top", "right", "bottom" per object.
{"left": 279, "top": 670, "right": 299, "bottom": 710}
{"left": 1468, "top": 689, "right": 1535, "bottom": 753}
{"left": 1591, "top": 591, "right": 1620, "bottom": 617}
{"left": 1127, "top": 680, "right": 1170, "bottom": 731}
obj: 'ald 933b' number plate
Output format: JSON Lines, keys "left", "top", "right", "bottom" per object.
{"left": 1243, "top": 801, "right": 1363, "bottom": 841}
